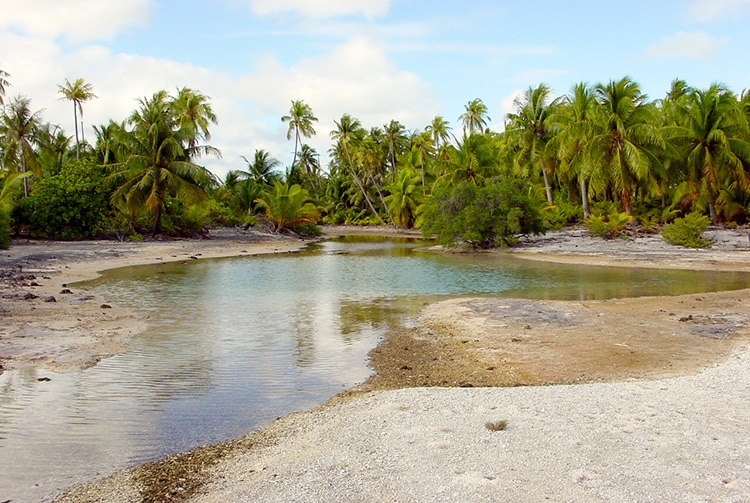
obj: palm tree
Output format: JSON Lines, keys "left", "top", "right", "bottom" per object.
{"left": 384, "top": 168, "right": 422, "bottom": 227}
{"left": 58, "top": 78, "right": 96, "bottom": 160}
{"left": 425, "top": 115, "right": 453, "bottom": 150}
{"left": 0, "top": 68, "right": 9, "bottom": 106}
{"left": 173, "top": 87, "right": 217, "bottom": 150}
{"left": 588, "top": 77, "right": 664, "bottom": 215}
{"left": 549, "top": 82, "right": 598, "bottom": 217}
{"left": 255, "top": 181, "right": 320, "bottom": 232}
{"left": 383, "top": 119, "right": 407, "bottom": 178}
{"left": 665, "top": 84, "right": 750, "bottom": 221}
{"left": 240, "top": 149, "right": 281, "bottom": 185}
{"left": 0, "top": 95, "right": 43, "bottom": 196}
{"left": 330, "top": 114, "right": 381, "bottom": 221}
{"left": 505, "top": 83, "right": 559, "bottom": 204}
{"left": 281, "top": 100, "right": 317, "bottom": 172}
{"left": 459, "top": 98, "right": 490, "bottom": 138}
{"left": 107, "top": 90, "right": 219, "bottom": 235}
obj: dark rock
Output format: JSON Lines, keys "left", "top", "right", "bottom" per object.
{"left": 37, "top": 377, "right": 51, "bottom": 382}
{"left": 60, "top": 288, "right": 73, "bottom": 294}
{"left": 23, "top": 292, "right": 39, "bottom": 300}
{"left": 100, "top": 303, "right": 112, "bottom": 309}
{"left": 44, "top": 296, "right": 57, "bottom": 303}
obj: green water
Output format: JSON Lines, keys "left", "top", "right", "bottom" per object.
{"left": 2, "top": 236, "right": 749, "bottom": 503}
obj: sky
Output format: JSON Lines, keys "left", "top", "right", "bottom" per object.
{"left": 1, "top": 0, "right": 750, "bottom": 179}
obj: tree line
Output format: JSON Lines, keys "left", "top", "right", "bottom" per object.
{"left": 1, "top": 70, "right": 750, "bottom": 249}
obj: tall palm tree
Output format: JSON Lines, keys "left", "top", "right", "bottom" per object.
{"left": 459, "top": 98, "right": 490, "bottom": 138}
{"left": 281, "top": 100, "right": 317, "bottom": 172}
{"left": 383, "top": 119, "right": 407, "bottom": 178}
{"left": 425, "top": 115, "right": 453, "bottom": 150}
{"left": 665, "top": 84, "right": 750, "bottom": 221}
{"left": 505, "top": 83, "right": 559, "bottom": 204}
{"left": 0, "top": 95, "right": 43, "bottom": 196}
{"left": 588, "top": 77, "right": 664, "bottom": 215}
{"left": 58, "top": 78, "right": 96, "bottom": 160}
{"left": 107, "top": 91, "right": 219, "bottom": 235}
{"left": 0, "top": 68, "right": 9, "bottom": 106}
{"left": 549, "top": 82, "right": 598, "bottom": 217}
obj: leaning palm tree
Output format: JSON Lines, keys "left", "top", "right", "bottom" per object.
{"left": 330, "top": 113, "right": 381, "bottom": 221}
{"left": 107, "top": 90, "right": 219, "bottom": 235}
{"left": 665, "top": 84, "right": 750, "bottom": 221}
{"left": 58, "top": 78, "right": 96, "bottom": 160}
{"left": 0, "top": 95, "right": 43, "bottom": 196}
{"left": 459, "top": 98, "right": 490, "bottom": 138}
{"left": 281, "top": 100, "right": 317, "bottom": 172}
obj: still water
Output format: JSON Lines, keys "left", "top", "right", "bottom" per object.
{"left": 2, "top": 237, "right": 750, "bottom": 502}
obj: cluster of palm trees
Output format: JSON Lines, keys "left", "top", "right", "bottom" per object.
{"left": 2, "top": 70, "right": 750, "bottom": 242}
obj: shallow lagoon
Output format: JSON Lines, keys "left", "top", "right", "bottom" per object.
{"left": 2, "top": 236, "right": 750, "bottom": 502}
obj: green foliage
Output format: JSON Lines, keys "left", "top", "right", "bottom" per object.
{"left": 586, "top": 202, "right": 633, "bottom": 238}
{"left": 255, "top": 182, "right": 320, "bottom": 233}
{"left": 0, "top": 209, "right": 10, "bottom": 249}
{"left": 0, "top": 172, "right": 30, "bottom": 248}
{"left": 542, "top": 199, "right": 582, "bottom": 230}
{"left": 420, "top": 177, "right": 545, "bottom": 249}
{"left": 661, "top": 212, "right": 711, "bottom": 248}
{"left": 16, "top": 160, "right": 111, "bottom": 238}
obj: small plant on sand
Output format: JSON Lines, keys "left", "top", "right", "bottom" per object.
{"left": 661, "top": 212, "right": 711, "bottom": 248}
{"left": 485, "top": 420, "right": 508, "bottom": 432}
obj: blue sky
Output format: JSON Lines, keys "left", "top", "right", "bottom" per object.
{"left": 1, "top": 0, "right": 749, "bottom": 178}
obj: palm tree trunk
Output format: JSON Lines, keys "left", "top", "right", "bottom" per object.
{"left": 541, "top": 166, "right": 553, "bottom": 204}
{"left": 706, "top": 184, "right": 719, "bottom": 223}
{"left": 581, "top": 177, "right": 591, "bottom": 219}
{"left": 73, "top": 102, "right": 80, "bottom": 160}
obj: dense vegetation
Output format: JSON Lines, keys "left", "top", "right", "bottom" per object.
{"left": 1, "top": 70, "right": 749, "bottom": 249}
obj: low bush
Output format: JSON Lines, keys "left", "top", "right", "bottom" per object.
{"left": 661, "top": 212, "right": 711, "bottom": 248}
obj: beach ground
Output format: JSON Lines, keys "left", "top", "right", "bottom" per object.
{"left": 2, "top": 225, "right": 749, "bottom": 501}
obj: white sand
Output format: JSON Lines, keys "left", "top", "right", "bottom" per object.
{"left": 190, "top": 342, "right": 750, "bottom": 502}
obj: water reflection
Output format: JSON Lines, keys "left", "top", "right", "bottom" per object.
{"left": 2, "top": 237, "right": 750, "bottom": 502}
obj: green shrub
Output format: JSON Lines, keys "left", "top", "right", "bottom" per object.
{"left": 0, "top": 210, "right": 10, "bottom": 250}
{"left": 420, "top": 177, "right": 546, "bottom": 249}
{"left": 661, "top": 212, "right": 711, "bottom": 248}
{"left": 16, "top": 160, "right": 112, "bottom": 239}
{"left": 586, "top": 203, "right": 633, "bottom": 238}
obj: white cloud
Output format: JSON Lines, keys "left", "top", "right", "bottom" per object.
{"left": 641, "top": 31, "right": 725, "bottom": 61}
{"left": 0, "top": 0, "right": 151, "bottom": 43}
{"left": 687, "top": 0, "right": 750, "bottom": 22}
{"left": 245, "top": 0, "right": 390, "bottom": 19}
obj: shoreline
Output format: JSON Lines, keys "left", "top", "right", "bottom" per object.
{"left": 2, "top": 225, "right": 749, "bottom": 501}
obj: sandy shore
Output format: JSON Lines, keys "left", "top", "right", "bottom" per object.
{"left": 3, "top": 225, "right": 748, "bottom": 502}
{"left": 0, "top": 227, "right": 315, "bottom": 372}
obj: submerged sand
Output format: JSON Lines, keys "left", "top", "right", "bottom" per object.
{"left": 2, "top": 226, "right": 749, "bottom": 502}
